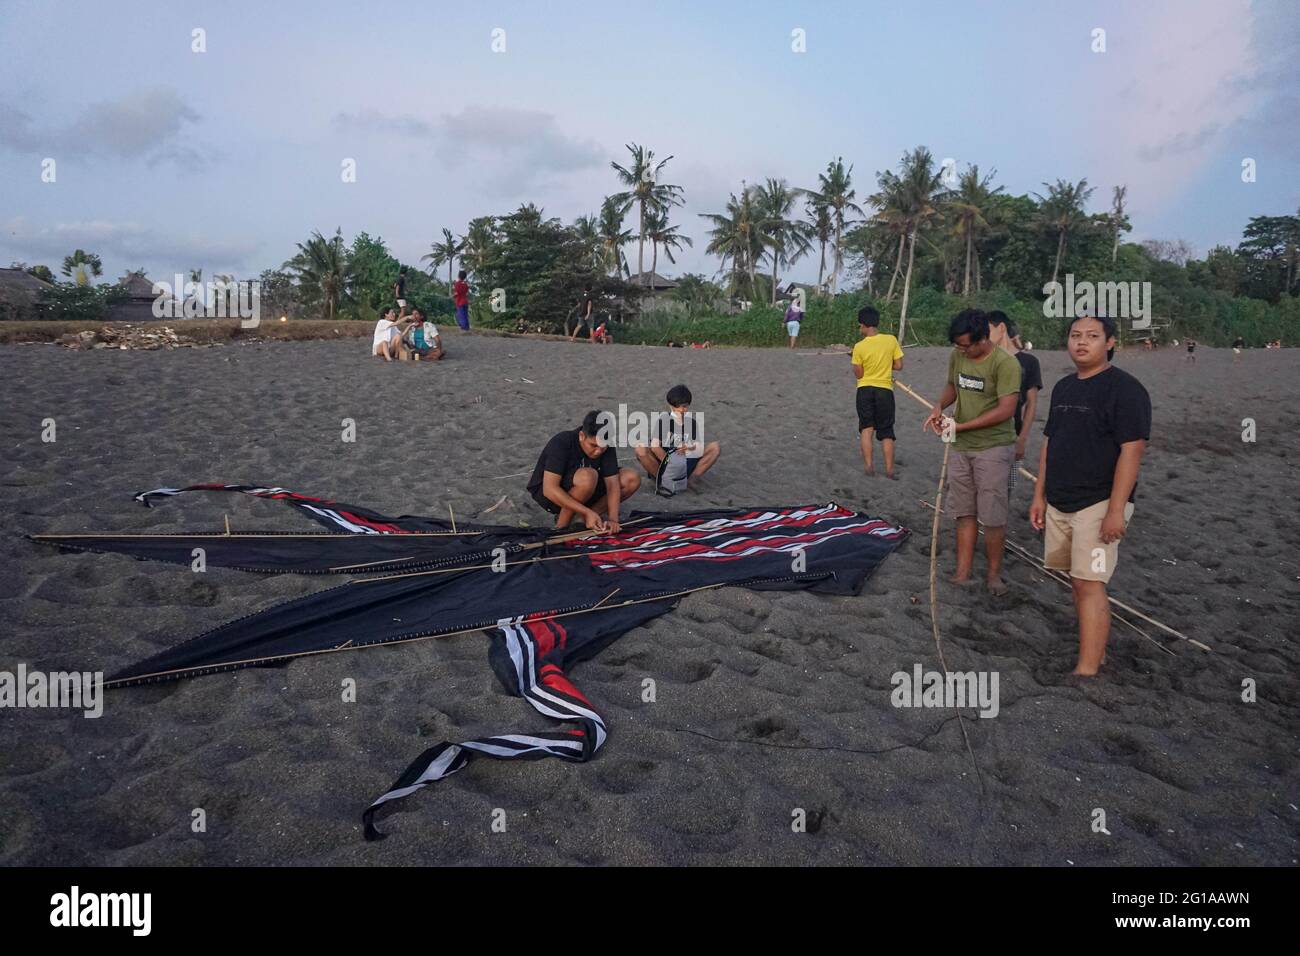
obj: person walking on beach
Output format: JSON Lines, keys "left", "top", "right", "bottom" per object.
{"left": 1186, "top": 337, "right": 1197, "bottom": 364}
{"left": 1030, "top": 315, "right": 1151, "bottom": 676}
{"left": 922, "top": 309, "right": 1021, "bottom": 595}
{"left": 850, "top": 306, "right": 903, "bottom": 479}
{"left": 784, "top": 297, "right": 803, "bottom": 348}
{"left": 570, "top": 291, "right": 594, "bottom": 342}
{"left": 453, "top": 270, "right": 471, "bottom": 331}
{"left": 527, "top": 410, "right": 641, "bottom": 531}
{"left": 988, "top": 311, "right": 1042, "bottom": 495}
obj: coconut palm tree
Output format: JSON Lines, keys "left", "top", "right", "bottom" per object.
{"left": 60, "top": 249, "right": 103, "bottom": 285}
{"left": 806, "top": 158, "right": 862, "bottom": 294}
{"left": 610, "top": 143, "right": 685, "bottom": 289}
{"left": 869, "top": 169, "right": 910, "bottom": 301}
{"left": 1109, "top": 185, "right": 1130, "bottom": 264}
{"left": 755, "top": 178, "right": 813, "bottom": 304}
{"left": 1035, "top": 178, "right": 1096, "bottom": 285}
{"left": 948, "top": 165, "right": 1004, "bottom": 296}
{"left": 645, "top": 208, "right": 693, "bottom": 287}
{"left": 460, "top": 216, "right": 499, "bottom": 279}
{"left": 890, "top": 147, "right": 949, "bottom": 344}
{"left": 700, "top": 186, "right": 762, "bottom": 302}
{"left": 596, "top": 198, "right": 631, "bottom": 277}
{"left": 422, "top": 227, "right": 464, "bottom": 289}
{"left": 286, "top": 228, "right": 350, "bottom": 321}
{"left": 805, "top": 195, "right": 834, "bottom": 294}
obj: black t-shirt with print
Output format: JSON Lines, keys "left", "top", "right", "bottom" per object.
{"left": 655, "top": 413, "right": 698, "bottom": 450}
{"left": 1014, "top": 351, "right": 1043, "bottom": 435}
{"left": 1043, "top": 365, "right": 1151, "bottom": 513}
{"left": 527, "top": 429, "right": 619, "bottom": 495}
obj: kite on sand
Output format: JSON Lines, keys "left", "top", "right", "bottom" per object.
{"left": 33, "top": 483, "right": 909, "bottom": 839}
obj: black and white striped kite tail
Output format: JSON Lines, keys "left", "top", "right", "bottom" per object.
{"left": 362, "top": 615, "right": 607, "bottom": 841}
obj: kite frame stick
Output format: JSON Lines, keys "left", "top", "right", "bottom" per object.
{"left": 102, "top": 581, "right": 728, "bottom": 687}
{"left": 917, "top": 498, "right": 1203, "bottom": 654}
{"left": 895, "top": 379, "right": 1037, "bottom": 483}
{"left": 927, "top": 440, "right": 985, "bottom": 794}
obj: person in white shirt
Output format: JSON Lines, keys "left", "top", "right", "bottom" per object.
{"left": 372, "top": 307, "right": 408, "bottom": 361}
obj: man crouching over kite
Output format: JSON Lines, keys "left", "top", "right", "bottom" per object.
{"left": 527, "top": 409, "right": 641, "bottom": 532}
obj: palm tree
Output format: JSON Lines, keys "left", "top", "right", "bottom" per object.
{"left": 806, "top": 158, "right": 862, "bottom": 294}
{"left": 948, "top": 165, "right": 1003, "bottom": 296}
{"left": 1109, "top": 185, "right": 1130, "bottom": 264}
{"left": 286, "top": 228, "right": 350, "bottom": 321}
{"left": 422, "top": 227, "right": 464, "bottom": 288}
{"left": 645, "top": 208, "right": 693, "bottom": 288}
{"left": 460, "top": 216, "right": 499, "bottom": 279}
{"left": 806, "top": 196, "right": 834, "bottom": 294}
{"left": 610, "top": 143, "right": 685, "bottom": 290}
{"left": 61, "top": 249, "right": 103, "bottom": 285}
{"left": 889, "top": 147, "right": 948, "bottom": 344}
{"left": 755, "top": 178, "right": 813, "bottom": 304}
{"left": 700, "top": 186, "right": 762, "bottom": 301}
{"left": 1035, "top": 178, "right": 1096, "bottom": 285}
{"left": 596, "top": 198, "right": 631, "bottom": 277}
{"left": 869, "top": 169, "right": 910, "bottom": 300}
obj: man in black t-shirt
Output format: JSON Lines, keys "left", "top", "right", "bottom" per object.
{"left": 527, "top": 410, "right": 641, "bottom": 531}
{"left": 1030, "top": 315, "right": 1151, "bottom": 677}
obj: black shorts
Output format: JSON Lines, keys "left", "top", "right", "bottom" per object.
{"left": 856, "top": 386, "right": 896, "bottom": 440}
{"left": 530, "top": 469, "right": 609, "bottom": 516}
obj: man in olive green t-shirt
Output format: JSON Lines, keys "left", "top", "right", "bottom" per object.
{"left": 922, "top": 309, "right": 1021, "bottom": 595}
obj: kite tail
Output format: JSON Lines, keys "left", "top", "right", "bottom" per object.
{"left": 362, "top": 615, "right": 606, "bottom": 841}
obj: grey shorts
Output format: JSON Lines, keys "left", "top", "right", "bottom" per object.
{"left": 946, "top": 444, "right": 1016, "bottom": 527}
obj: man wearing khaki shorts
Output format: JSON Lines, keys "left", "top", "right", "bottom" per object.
{"left": 1031, "top": 315, "right": 1151, "bottom": 676}
{"left": 923, "top": 309, "right": 1021, "bottom": 595}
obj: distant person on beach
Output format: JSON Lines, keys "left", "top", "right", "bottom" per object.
{"left": 850, "top": 306, "right": 903, "bottom": 479}
{"left": 784, "top": 298, "right": 803, "bottom": 348}
{"left": 922, "top": 309, "right": 1021, "bottom": 595}
{"left": 570, "top": 291, "right": 595, "bottom": 342}
{"left": 1186, "top": 337, "right": 1197, "bottom": 363}
{"left": 527, "top": 410, "right": 641, "bottom": 531}
{"left": 394, "top": 267, "right": 408, "bottom": 309}
{"left": 988, "top": 311, "right": 1042, "bottom": 494}
{"left": 403, "top": 308, "right": 444, "bottom": 361}
{"left": 1030, "top": 314, "right": 1151, "bottom": 677}
{"left": 634, "top": 384, "right": 721, "bottom": 493}
{"left": 1232, "top": 335, "right": 1244, "bottom": 358}
{"left": 372, "top": 306, "right": 408, "bottom": 361}
{"left": 453, "top": 270, "right": 471, "bottom": 331}
{"left": 593, "top": 320, "right": 613, "bottom": 344}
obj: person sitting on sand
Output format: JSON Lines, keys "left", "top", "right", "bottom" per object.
{"left": 372, "top": 307, "right": 409, "bottom": 361}
{"left": 850, "top": 306, "right": 903, "bottom": 479}
{"left": 1030, "top": 314, "right": 1150, "bottom": 677}
{"left": 634, "top": 384, "right": 721, "bottom": 492}
{"left": 527, "top": 410, "right": 641, "bottom": 531}
{"left": 922, "top": 309, "right": 1021, "bottom": 596}
{"left": 403, "top": 308, "right": 444, "bottom": 361}
{"left": 593, "top": 320, "right": 613, "bottom": 344}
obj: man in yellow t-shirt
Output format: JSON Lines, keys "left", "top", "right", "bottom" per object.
{"left": 850, "top": 306, "right": 904, "bottom": 478}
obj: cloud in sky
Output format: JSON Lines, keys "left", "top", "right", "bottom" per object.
{"left": 0, "top": 87, "right": 206, "bottom": 168}
{"left": 332, "top": 105, "right": 606, "bottom": 194}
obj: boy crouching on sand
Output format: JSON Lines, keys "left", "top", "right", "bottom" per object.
{"left": 634, "top": 384, "right": 721, "bottom": 493}
{"left": 851, "top": 306, "right": 903, "bottom": 479}
{"left": 1030, "top": 315, "right": 1151, "bottom": 676}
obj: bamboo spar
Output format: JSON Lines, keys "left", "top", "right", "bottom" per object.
{"left": 894, "top": 379, "right": 1038, "bottom": 483}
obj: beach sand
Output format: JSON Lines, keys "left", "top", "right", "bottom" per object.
{"left": 1, "top": 335, "right": 1296, "bottom": 865}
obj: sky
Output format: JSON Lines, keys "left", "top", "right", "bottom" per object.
{"left": 1, "top": 0, "right": 1296, "bottom": 286}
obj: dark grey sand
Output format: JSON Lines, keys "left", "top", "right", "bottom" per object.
{"left": 1, "top": 335, "right": 1296, "bottom": 865}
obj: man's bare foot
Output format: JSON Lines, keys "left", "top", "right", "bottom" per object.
{"left": 864, "top": 465, "right": 875, "bottom": 477}
{"left": 947, "top": 573, "right": 975, "bottom": 586}
{"left": 1070, "top": 666, "right": 1100, "bottom": 677}
{"left": 884, "top": 471, "right": 898, "bottom": 481}
{"left": 986, "top": 576, "right": 1008, "bottom": 596}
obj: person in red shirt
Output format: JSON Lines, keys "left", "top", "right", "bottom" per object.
{"left": 453, "top": 270, "right": 470, "bottom": 331}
